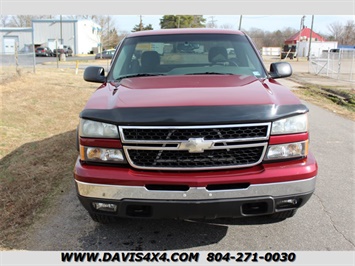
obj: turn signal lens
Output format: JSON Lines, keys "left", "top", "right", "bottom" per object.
{"left": 80, "top": 146, "right": 126, "bottom": 164}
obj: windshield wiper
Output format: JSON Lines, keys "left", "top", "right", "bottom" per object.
{"left": 117, "top": 73, "right": 166, "bottom": 80}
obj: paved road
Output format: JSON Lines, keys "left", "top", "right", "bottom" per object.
{"left": 22, "top": 100, "right": 354, "bottom": 251}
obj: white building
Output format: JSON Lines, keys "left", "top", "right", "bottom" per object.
{"left": 77, "top": 20, "right": 101, "bottom": 54}
{"left": 32, "top": 19, "right": 101, "bottom": 55}
{"left": 297, "top": 41, "right": 338, "bottom": 58}
{"left": 0, "top": 19, "right": 101, "bottom": 55}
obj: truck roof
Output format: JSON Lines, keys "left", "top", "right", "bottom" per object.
{"left": 127, "top": 28, "right": 245, "bottom": 38}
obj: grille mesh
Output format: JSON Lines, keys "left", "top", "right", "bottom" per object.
{"left": 127, "top": 146, "right": 264, "bottom": 169}
{"left": 122, "top": 126, "right": 268, "bottom": 141}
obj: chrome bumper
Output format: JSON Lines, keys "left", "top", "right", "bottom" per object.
{"left": 76, "top": 176, "right": 316, "bottom": 201}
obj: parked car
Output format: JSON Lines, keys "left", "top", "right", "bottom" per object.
{"left": 76, "top": 28, "right": 317, "bottom": 223}
{"left": 95, "top": 49, "right": 115, "bottom": 59}
{"left": 35, "top": 47, "right": 53, "bottom": 57}
{"left": 53, "top": 45, "right": 73, "bottom": 57}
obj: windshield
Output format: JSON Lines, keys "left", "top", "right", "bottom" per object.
{"left": 109, "top": 33, "right": 267, "bottom": 81}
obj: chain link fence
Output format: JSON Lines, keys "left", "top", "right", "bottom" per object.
{"left": 309, "top": 49, "right": 355, "bottom": 83}
{"left": 0, "top": 27, "right": 36, "bottom": 74}
{"left": 0, "top": 44, "right": 36, "bottom": 75}
{"left": 1, "top": 54, "right": 36, "bottom": 73}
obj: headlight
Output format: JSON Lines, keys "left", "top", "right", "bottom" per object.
{"left": 264, "top": 141, "right": 308, "bottom": 160}
{"left": 79, "top": 119, "right": 119, "bottom": 138}
{"left": 271, "top": 114, "right": 308, "bottom": 135}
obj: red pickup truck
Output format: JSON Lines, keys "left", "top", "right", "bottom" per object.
{"left": 74, "top": 28, "right": 317, "bottom": 223}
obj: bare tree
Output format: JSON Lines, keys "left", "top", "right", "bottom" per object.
{"left": 342, "top": 20, "right": 355, "bottom": 45}
{"left": 245, "top": 28, "right": 266, "bottom": 49}
{"left": 93, "top": 15, "right": 119, "bottom": 50}
{"left": 71, "top": 15, "right": 98, "bottom": 21}
{"left": 245, "top": 27, "right": 298, "bottom": 49}
{"left": 220, "top": 23, "right": 234, "bottom": 29}
{"left": 0, "top": 15, "right": 11, "bottom": 27}
{"left": 327, "top": 20, "right": 355, "bottom": 45}
{"left": 7, "top": 15, "right": 55, "bottom": 27}
{"left": 9, "top": 15, "right": 35, "bottom": 27}
{"left": 327, "top": 21, "right": 344, "bottom": 40}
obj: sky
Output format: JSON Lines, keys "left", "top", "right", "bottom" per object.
{"left": 113, "top": 15, "right": 355, "bottom": 36}
{"left": 2, "top": 0, "right": 354, "bottom": 37}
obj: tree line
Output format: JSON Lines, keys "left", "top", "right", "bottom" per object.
{"left": 1, "top": 15, "right": 354, "bottom": 50}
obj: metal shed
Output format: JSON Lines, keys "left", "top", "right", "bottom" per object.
{"left": 32, "top": 19, "right": 78, "bottom": 55}
{"left": 0, "top": 27, "right": 33, "bottom": 54}
{"left": 31, "top": 19, "right": 102, "bottom": 55}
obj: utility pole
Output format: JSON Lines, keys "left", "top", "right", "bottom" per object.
{"left": 177, "top": 15, "right": 181, "bottom": 28}
{"left": 139, "top": 15, "right": 143, "bottom": 31}
{"left": 297, "top": 15, "right": 306, "bottom": 61}
{"left": 107, "top": 16, "right": 110, "bottom": 49}
{"left": 209, "top": 16, "right": 217, "bottom": 28}
{"left": 307, "top": 15, "right": 314, "bottom": 61}
{"left": 60, "top": 15, "right": 63, "bottom": 45}
{"left": 238, "top": 15, "right": 243, "bottom": 30}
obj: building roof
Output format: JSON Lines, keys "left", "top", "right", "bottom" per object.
{"left": 0, "top": 27, "right": 32, "bottom": 32}
{"left": 285, "top": 27, "right": 326, "bottom": 44}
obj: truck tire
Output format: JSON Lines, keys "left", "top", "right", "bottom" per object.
{"left": 89, "top": 212, "right": 118, "bottom": 224}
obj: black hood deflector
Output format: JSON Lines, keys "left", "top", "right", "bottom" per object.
{"left": 80, "top": 104, "right": 308, "bottom": 126}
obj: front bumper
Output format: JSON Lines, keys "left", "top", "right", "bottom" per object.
{"left": 77, "top": 178, "right": 315, "bottom": 219}
{"left": 74, "top": 153, "right": 317, "bottom": 219}
{"left": 74, "top": 151, "right": 317, "bottom": 219}
{"left": 76, "top": 176, "right": 316, "bottom": 201}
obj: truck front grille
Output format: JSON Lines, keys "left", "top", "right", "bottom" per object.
{"left": 120, "top": 124, "right": 270, "bottom": 171}
{"left": 121, "top": 125, "right": 269, "bottom": 141}
{"left": 127, "top": 146, "right": 264, "bottom": 169}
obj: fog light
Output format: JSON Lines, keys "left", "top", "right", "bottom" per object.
{"left": 92, "top": 202, "right": 117, "bottom": 212}
{"left": 276, "top": 198, "right": 299, "bottom": 209}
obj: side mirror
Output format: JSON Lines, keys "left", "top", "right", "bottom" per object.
{"left": 269, "top": 62, "right": 292, "bottom": 79}
{"left": 84, "top": 66, "right": 106, "bottom": 83}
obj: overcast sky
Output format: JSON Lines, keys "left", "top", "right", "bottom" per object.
{"left": 114, "top": 15, "right": 355, "bottom": 36}
{"left": 3, "top": 0, "right": 354, "bottom": 36}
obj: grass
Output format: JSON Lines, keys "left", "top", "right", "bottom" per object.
{"left": 0, "top": 67, "right": 97, "bottom": 249}
{"left": 292, "top": 85, "right": 355, "bottom": 121}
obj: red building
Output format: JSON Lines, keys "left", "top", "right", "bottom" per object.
{"left": 285, "top": 27, "right": 326, "bottom": 45}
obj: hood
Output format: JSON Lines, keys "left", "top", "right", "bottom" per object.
{"left": 81, "top": 75, "right": 307, "bottom": 125}
{"left": 116, "top": 75, "right": 271, "bottom": 107}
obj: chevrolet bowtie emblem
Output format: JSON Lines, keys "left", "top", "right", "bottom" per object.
{"left": 179, "top": 138, "right": 213, "bottom": 153}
